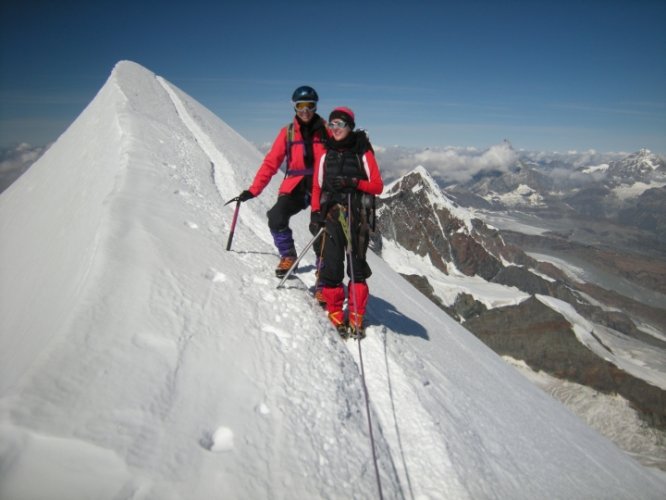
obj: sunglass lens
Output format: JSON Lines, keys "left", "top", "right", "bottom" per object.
{"left": 329, "top": 120, "right": 347, "bottom": 129}
{"left": 295, "top": 101, "right": 315, "bottom": 111}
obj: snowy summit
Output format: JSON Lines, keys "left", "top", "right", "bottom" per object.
{"left": 1, "top": 61, "right": 664, "bottom": 499}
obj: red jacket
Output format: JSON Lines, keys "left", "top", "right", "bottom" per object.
{"left": 249, "top": 117, "right": 328, "bottom": 197}
{"left": 312, "top": 148, "right": 384, "bottom": 212}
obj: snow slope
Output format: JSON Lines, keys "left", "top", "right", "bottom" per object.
{"left": 1, "top": 61, "right": 664, "bottom": 500}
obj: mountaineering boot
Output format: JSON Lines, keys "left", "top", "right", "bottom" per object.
{"left": 275, "top": 255, "right": 297, "bottom": 278}
{"left": 271, "top": 228, "right": 297, "bottom": 278}
{"left": 328, "top": 310, "right": 349, "bottom": 338}
{"left": 348, "top": 311, "right": 365, "bottom": 339}
{"left": 322, "top": 285, "right": 346, "bottom": 336}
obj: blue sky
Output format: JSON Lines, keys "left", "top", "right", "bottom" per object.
{"left": 1, "top": 0, "right": 665, "bottom": 153}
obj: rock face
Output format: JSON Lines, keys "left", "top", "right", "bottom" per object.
{"left": 377, "top": 166, "right": 504, "bottom": 278}
{"left": 463, "top": 297, "right": 666, "bottom": 429}
{"left": 503, "top": 229, "right": 666, "bottom": 296}
{"left": 375, "top": 166, "right": 666, "bottom": 432}
{"left": 617, "top": 186, "right": 666, "bottom": 237}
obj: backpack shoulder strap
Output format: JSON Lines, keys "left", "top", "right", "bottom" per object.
{"left": 285, "top": 123, "right": 295, "bottom": 166}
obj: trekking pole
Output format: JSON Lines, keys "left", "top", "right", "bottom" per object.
{"left": 314, "top": 228, "right": 327, "bottom": 291}
{"left": 345, "top": 198, "right": 361, "bottom": 340}
{"left": 276, "top": 226, "right": 325, "bottom": 289}
{"left": 345, "top": 193, "right": 384, "bottom": 500}
{"left": 224, "top": 197, "right": 242, "bottom": 251}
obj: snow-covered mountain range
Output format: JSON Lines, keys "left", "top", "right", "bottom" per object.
{"left": 374, "top": 167, "right": 666, "bottom": 469}
{"left": 370, "top": 142, "right": 666, "bottom": 254}
{"left": 1, "top": 61, "right": 665, "bottom": 499}
{"left": 437, "top": 144, "right": 666, "bottom": 249}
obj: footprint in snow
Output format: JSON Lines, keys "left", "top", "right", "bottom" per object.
{"left": 256, "top": 403, "right": 270, "bottom": 415}
{"left": 262, "top": 324, "right": 292, "bottom": 346}
{"left": 201, "top": 426, "right": 234, "bottom": 452}
{"left": 205, "top": 268, "right": 227, "bottom": 283}
{"left": 132, "top": 332, "right": 178, "bottom": 363}
{"left": 252, "top": 276, "right": 271, "bottom": 286}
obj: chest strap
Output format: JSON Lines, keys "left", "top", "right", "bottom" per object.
{"left": 285, "top": 168, "right": 314, "bottom": 177}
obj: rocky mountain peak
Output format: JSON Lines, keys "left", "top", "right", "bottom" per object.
{"left": 385, "top": 165, "right": 442, "bottom": 198}
{"left": 382, "top": 166, "right": 475, "bottom": 231}
{"left": 377, "top": 166, "right": 510, "bottom": 279}
{"left": 608, "top": 148, "right": 666, "bottom": 182}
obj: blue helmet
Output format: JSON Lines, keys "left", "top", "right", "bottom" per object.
{"left": 292, "top": 85, "right": 318, "bottom": 102}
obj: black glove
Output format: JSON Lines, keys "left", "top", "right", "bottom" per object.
{"left": 309, "top": 211, "right": 324, "bottom": 235}
{"left": 237, "top": 190, "right": 255, "bottom": 202}
{"left": 330, "top": 177, "right": 358, "bottom": 191}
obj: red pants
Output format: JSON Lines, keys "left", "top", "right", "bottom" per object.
{"left": 322, "top": 282, "right": 369, "bottom": 316}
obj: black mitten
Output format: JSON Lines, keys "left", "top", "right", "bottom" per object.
{"left": 309, "top": 211, "right": 324, "bottom": 235}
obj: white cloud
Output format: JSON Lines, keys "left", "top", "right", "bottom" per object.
{"left": 0, "top": 143, "right": 48, "bottom": 193}
{"left": 378, "top": 142, "right": 519, "bottom": 184}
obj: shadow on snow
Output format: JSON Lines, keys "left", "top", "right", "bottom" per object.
{"left": 367, "top": 295, "right": 429, "bottom": 340}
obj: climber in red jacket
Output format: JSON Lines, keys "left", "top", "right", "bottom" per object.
{"left": 233, "top": 86, "right": 329, "bottom": 277}
{"left": 309, "top": 107, "right": 384, "bottom": 338}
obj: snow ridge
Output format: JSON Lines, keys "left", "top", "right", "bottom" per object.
{"left": 155, "top": 75, "right": 271, "bottom": 247}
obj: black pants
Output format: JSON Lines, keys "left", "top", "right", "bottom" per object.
{"left": 317, "top": 203, "right": 371, "bottom": 286}
{"left": 267, "top": 186, "right": 310, "bottom": 233}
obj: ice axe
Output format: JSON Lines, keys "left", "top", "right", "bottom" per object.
{"left": 224, "top": 197, "right": 242, "bottom": 251}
